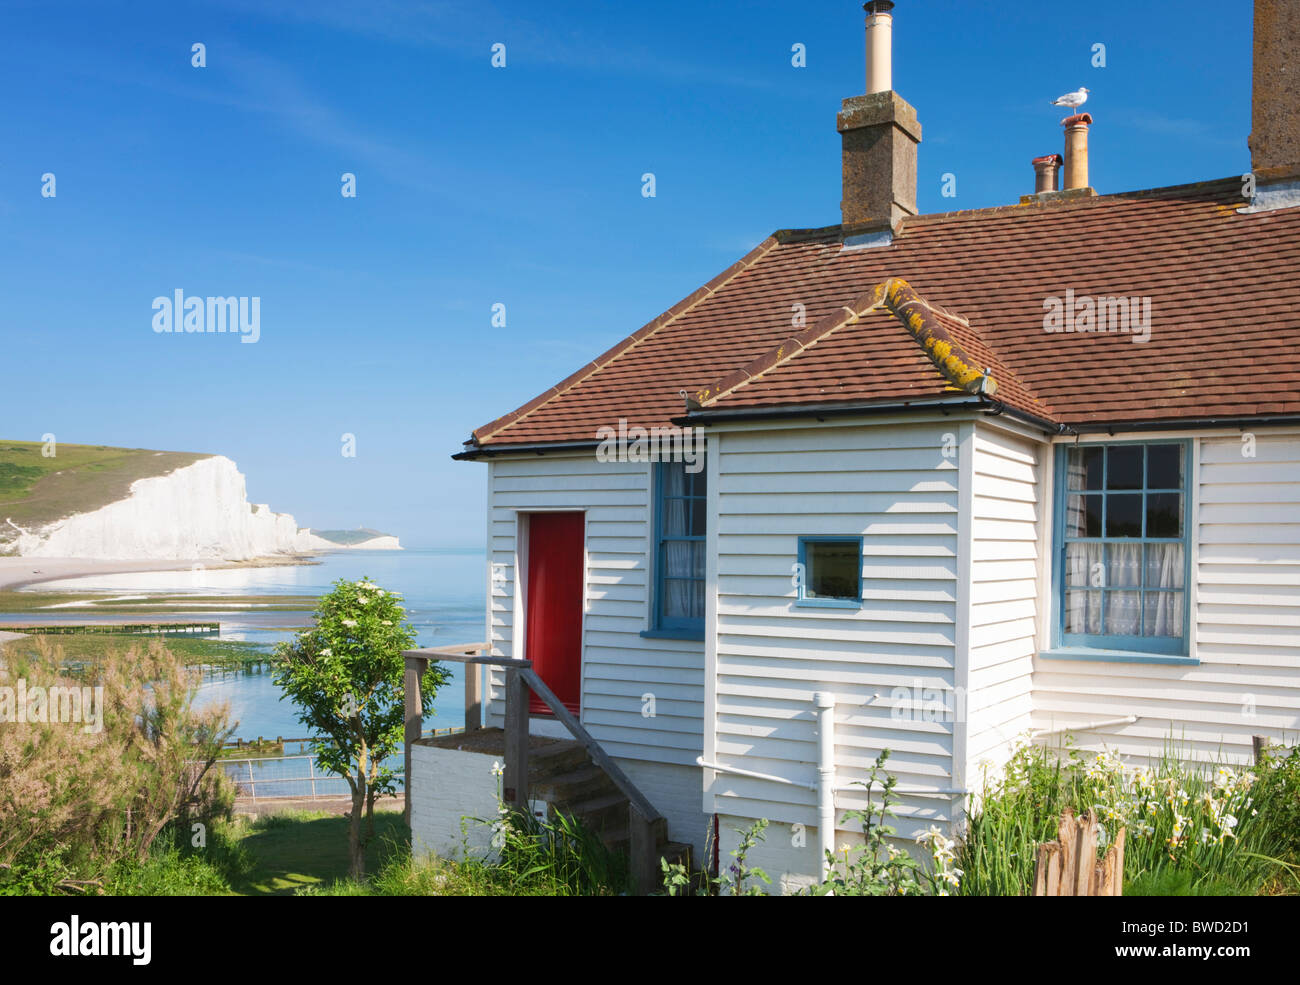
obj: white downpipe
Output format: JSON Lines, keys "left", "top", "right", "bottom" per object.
{"left": 814, "top": 691, "right": 836, "bottom": 876}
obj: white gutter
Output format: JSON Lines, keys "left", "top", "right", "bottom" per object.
{"left": 1032, "top": 714, "right": 1138, "bottom": 739}
{"left": 814, "top": 691, "right": 836, "bottom": 876}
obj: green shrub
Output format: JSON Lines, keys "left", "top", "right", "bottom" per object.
{"left": 959, "top": 739, "right": 1285, "bottom": 897}
{"left": 810, "top": 750, "right": 960, "bottom": 896}
{"left": 1252, "top": 744, "right": 1300, "bottom": 865}
{"left": 0, "top": 638, "right": 234, "bottom": 895}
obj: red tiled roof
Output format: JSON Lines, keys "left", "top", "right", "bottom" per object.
{"left": 466, "top": 177, "right": 1300, "bottom": 450}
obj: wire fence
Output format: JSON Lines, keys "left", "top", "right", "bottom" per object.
{"left": 206, "top": 725, "right": 467, "bottom": 801}
{"left": 217, "top": 754, "right": 408, "bottom": 801}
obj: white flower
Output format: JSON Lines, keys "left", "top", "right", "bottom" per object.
{"left": 916, "top": 825, "right": 947, "bottom": 848}
{"left": 357, "top": 595, "right": 369, "bottom": 605}
{"left": 490, "top": 761, "right": 504, "bottom": 777}
{"left": 341, "top": 619, "right": 357, "bottom": 628}
{"left": 319, "top": 648, "right": 332, "bottom": 656}
{"left": 381, "top": 620, "right": 392, "bottom": 626}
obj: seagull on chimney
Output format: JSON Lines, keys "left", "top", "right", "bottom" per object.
{"left": 1051, "top": 87, "right": 1090, "bottom": 115}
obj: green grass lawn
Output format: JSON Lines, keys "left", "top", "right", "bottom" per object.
{"left": 227, "top": 810, "right": 410, "bottom": 896}
{"left": 0, "top": 440, "right": 207, "bottom": 527}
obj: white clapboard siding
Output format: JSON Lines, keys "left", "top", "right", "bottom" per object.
{"left": 710, "top": 420, "right": 963, "bottom": 832}
{"left": 1032, "top": 432, "right": 1300, "bottom": 764}
{"left": 483, "top": 453, "right": 705, "bottom": 769}
{"left": 965, "top": 425, "right": 1040, "bottom": 777}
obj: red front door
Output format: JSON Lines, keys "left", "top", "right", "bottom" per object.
{"left": 524, "top": 512, "right": 584, "bottom": 716}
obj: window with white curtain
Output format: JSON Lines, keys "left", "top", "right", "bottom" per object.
{"left": 1056, "top": 440, "right": 1190, "bottom": 655}
{"left": 652, "top": 459, "right": 706, "bottom": 635}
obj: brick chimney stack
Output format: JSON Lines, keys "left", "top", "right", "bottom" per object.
{"left": 1249, "top": 0, "right": 1300, "bottom": 179}
{"left": 838, "top": 2, "right": 921, "bottom": 241}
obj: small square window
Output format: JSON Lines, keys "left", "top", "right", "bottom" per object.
{"left": 798, "top": 537, "right": 862, "bottom": 606}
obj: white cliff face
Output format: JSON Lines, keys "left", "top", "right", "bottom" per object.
{"left": 6, "top": 456, "right": 347, "bottom": 561}
{"left": 349, "top": 535, "right": 401, "bottom": 550}
{"left": 295, "top": 531, "right": 403, "bottom": 551}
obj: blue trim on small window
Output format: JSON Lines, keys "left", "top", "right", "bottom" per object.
{"left": 650, "top": 460, "right": 706, "bottom": 634}
{"left": 1049, "top": 439, "right": 1194, "bottom": 661}
{"left": 796, "top": 536, "right": 864, "bottom": 608}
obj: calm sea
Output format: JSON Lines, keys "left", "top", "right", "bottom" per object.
{"left": 23, "top": 548, "right": 487, "bottom": 741}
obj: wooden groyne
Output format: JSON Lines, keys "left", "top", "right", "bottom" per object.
{"left": 0, "top": 621, "right": 220, "bottom": 636}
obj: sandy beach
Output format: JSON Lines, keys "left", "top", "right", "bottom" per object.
{"left": 0, "top": 555, "right": 321, "bottom": 592}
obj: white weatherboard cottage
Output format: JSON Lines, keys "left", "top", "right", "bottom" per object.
{"left": 408, "top": 2, "right": 1300, "bottom": 892}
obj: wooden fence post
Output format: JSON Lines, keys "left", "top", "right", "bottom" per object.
{"left": 503, "top": 667, "right": 529, "bottom": 812}
{"left": 403, "top": 654, "right": 424, "bottom": 825}
{"left": 1032, "top": 808, "right": 1126, "bottom": 896}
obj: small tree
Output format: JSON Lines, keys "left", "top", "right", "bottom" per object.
{"left": 274, "top": 577, "right": 447, "bottom": 879}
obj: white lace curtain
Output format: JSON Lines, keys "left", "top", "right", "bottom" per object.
{"left": 1065, "top": 542, "right": 1183, "bottom": 636}
{"left": 661, "top": 466, "right": 702, "bottom": 621}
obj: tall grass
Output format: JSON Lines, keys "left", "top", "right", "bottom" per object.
{"left": 301, "top": 808, "right": 630, "bottom": 897}
{"left": 959, "top": 739, "right": 1291, "bottom": 896}
{"left": 958, "top": 743, "right": 1084, "bottom": 897}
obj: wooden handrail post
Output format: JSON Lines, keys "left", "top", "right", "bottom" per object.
{"left": 465, "top": 659, "right": 483, "bottom": 734}
{"left": 503, "top": 667, "right": 530, "bottom": 812}
{"left": 628, "top": 808, "right": 657, "bottom": 896}
{"left": 404, "top": 654, "right": 425, "bottom": 825}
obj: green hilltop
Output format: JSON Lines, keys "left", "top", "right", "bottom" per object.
{"left": 310, "top": 528, "right": 395, "bottom": 545}
{"left": 0, "top": 440, "right": 209, "bottom": 530}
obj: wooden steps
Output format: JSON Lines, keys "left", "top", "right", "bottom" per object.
{"left": 525, "top": 739, "right": 690, "bottom": 883}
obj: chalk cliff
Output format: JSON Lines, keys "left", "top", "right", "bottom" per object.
{"left": 2, "top": 455, "right": 400, "bottom": 560}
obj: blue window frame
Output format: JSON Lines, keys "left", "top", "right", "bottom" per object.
{"left": 1050, "top": 439, "right": 1192, "bottom": 658}
{"left": 796, "top": 536, "right": 864, "bottom": 608}
{"left": 648, "top": 460, "right": 706, "bottom": 637}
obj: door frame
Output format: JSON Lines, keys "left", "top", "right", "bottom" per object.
{"left": 513, "top": 509, "right": 588, "bottom": 729}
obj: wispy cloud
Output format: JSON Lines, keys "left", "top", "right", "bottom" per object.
{"left": 214, "top": 47, "right": 442, "bottom": 193}
{"left": 204, "top": 0, "right": 799, "bottom": 93}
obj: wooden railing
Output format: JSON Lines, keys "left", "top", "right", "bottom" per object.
{"left": 403, "top": 643, "right": 667, "bottom": 893}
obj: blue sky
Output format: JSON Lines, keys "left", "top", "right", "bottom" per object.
{"left": 0, "top": 1, "right": 1251, "bottom": 548}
